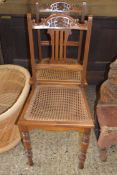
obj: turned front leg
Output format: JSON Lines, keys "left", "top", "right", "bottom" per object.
{"left": 21, "top": 130, "right": 33, "bottom": 166}
{"left": 79, "top": 129, "right": 91, "bottom": 169}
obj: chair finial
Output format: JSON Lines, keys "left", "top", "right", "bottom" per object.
{"left": 35, "top": 1, "right": 40, "bottom": 23}
{"left": 81, "top": 1, "right": 88, "bottom": 23}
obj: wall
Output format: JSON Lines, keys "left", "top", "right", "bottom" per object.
{"left": 0, "top": 0, "right": 117, "bottom": 16}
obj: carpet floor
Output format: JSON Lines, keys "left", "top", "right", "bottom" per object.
{"left": 0, "top": 85, "right": 117, "bottom": 175}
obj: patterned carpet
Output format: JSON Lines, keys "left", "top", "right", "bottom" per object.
{"left": 0, "top": 86, "right": 117, "bottom": 175}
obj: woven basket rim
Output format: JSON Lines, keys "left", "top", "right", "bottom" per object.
{"left": 0, "top": 64, "right": 30, "bottom": 121}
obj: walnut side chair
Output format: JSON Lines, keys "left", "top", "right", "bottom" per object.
{"left": 18, "top": 12, "right": 94, "bottom": 169}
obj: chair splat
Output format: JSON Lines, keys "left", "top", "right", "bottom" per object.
{"left": 48, "top": 29, "right": 71, "bottom": 63}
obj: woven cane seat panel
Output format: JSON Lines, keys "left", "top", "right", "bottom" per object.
{"left": 24, "top": 86, "right": 90, "bottom": 123}
{"left": 40, "top": 58, "right": 77, "bottom": 64}
{"left": 36, "top": 68, "right": 82, "bottom": 82}
{"left": 0, "top": 68, "right": 25, "bottom": 114}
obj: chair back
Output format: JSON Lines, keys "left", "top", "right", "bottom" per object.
{"left": 35, "top": 1, "right": 88, "bottom": 22}
{"left": 34, "top": 1, "right": 88, "bottom": 64}
{"left": 27, "top": 11, "right": 92, "bottom": 85}
{"left": 42, "top": 13, "right": 78, "bottom": 64}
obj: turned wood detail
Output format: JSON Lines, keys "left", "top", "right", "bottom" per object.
{"left": 79, "top": 129, "right": 91, "bottom": 169}
{"left": 22, "top": 131, "right": 33, "bottom": 166}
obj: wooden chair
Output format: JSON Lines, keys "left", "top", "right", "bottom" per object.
{"left": 18, "top": 12, "right": 94, "bottom": 169}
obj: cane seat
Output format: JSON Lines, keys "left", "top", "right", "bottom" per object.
{"left": 24, "top": 85, "right": 92, "bottom": 126}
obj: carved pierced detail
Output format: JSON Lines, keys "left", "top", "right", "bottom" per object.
{"left": 42, "top": 14, "right": 77, "bottom": 28}
{"left": 50, "top": 2, "right": 71, "bottom": 12}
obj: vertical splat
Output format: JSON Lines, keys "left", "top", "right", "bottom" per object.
{"left": 48, "top": 29, "right": 71, "bottom": 63}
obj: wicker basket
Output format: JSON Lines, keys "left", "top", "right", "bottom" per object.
{"left": 0, "top": 64, "right": 30, "bottom": 153}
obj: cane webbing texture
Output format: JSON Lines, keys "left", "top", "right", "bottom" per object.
{"left": 0, "top": 68, "right": 25, "bottom": 114}
{"left": 36, "top": 68, "right": 82, "bottom": 82}
{"left": 24, "top": 85, "right": 90, "bottom": 123}
{"left": 40, "top": 58, "right": 77, "bottom": 64}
